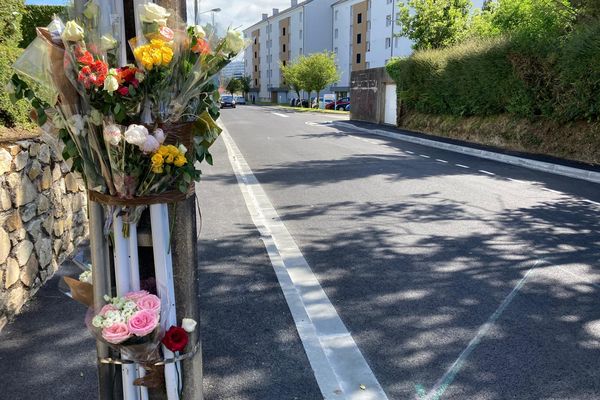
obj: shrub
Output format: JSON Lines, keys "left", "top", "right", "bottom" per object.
{"left": 20, "top": 5, "right": 66, "bottom": 48}
{"left": 0, "top": 0, "right": 31, "bottom": 128}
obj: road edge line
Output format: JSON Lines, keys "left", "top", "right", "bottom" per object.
{"left": 218, "top": 121, "right": 389, "bottom": 400}
{"left": 334, "top": 122, "right": 600, "bottom": 184}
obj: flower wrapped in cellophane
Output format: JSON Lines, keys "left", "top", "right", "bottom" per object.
{"left": 10, "top": 0, "right": 246, "bottom": 234}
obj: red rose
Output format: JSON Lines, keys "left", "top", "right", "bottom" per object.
{"left": 117, "top": 86, "right": 129, "bottom": 96}
{"left": 161, "top": 326, "right": 188, "bottom": 352}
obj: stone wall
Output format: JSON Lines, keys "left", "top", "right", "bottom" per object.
{"left": 350, "top": 67, "right": 395, "bottom": 124}
{"left": 0, "top": 136, "right": 88, "bottom": 329}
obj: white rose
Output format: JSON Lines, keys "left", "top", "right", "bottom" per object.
{"left": 193, "top": 25, "right": 205, "bottom": 39}
{"left": 223, "top": 30, "right": 245, "bottom": 54}
{"left": 89, "top": 109, "right": 103, "bottom": 126}
{"left": 140, "top": 3, "right": 170, "bottom": 26}
{"left": 104, "top": 73, "right": 119, "bottom": 94}
{"left": 141, "top": 135, "right": 160, "bottom": 153}
{"left": 83, "top": 1, "right": 99, "bottom": 19}
{"left": 68, "top": 114, "right": 85, "bottom": 136}
{"left": 124, "top": 124, "right": 149, "bottom": 146}
{"left": 178, "top": 144, "right": 187, "bottom": 154}
{"left": 79, "top": 270, "right": 92, "bottom": 284}
{"left": 92, "top": 315, "right": 104, "bottom": 328}
{"left": 153, "top": 128, "right": 165, "bottom": 144}
{"left": 103, "top": 124, "right": 122, "bottom": 146}
{"left": 100, "top": 34, "right": 118, "bottom": 51}
{"left": 181, "top": 318, "right": 197, "bottom": 333}
{"left": 61, "top": 20, "right": 84, "bottom": 42}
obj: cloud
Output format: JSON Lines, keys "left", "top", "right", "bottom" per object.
{"left": 186, "top": 0, "right": 293, "bottom": 31}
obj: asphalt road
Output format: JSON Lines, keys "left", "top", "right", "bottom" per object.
{"left": 1, "top": 105, "right": 599, "bottom": 400}
{"left": 203, "top": 105, "right": 600, "bottom": 399}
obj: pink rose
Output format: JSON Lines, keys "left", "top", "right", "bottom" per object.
{"left": 99, "top": 304, "right": 117, "bottom": 316}
{"left": 102, "top": 322, "right": 131, "bottom": 344}
{"left": 125, "top": 290, "right": 149, "bottom": 301}
{"left": 136, "top": 294, "right": 161, "bottom": 314}
{"left": 127, "top": 310, "right": 158, "bottom": 336}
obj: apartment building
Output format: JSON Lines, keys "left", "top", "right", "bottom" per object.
{"left": 330, "top": 0, "right": 410, "bottom": 97}
{"left": 244, "top": 0, "right": 337, "bottom": 102}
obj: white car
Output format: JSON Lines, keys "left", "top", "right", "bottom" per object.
{"left": 235, "top": 96, "right": 246, "bottom": 105}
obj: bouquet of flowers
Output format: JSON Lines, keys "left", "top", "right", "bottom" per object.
{"left": 10, "top": 0, "right": 245, "bottom": 233}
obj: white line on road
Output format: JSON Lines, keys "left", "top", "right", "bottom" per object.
{"left": 542, "top": 188, "right": 563, "bottom": 194}
{"left": 478, "top": 170, "right": 495, "bottom": 176}
{"left": 220, "top": 122, "right": 388, "bottom": 400}
{"left": 419, "top": 154, "right": 431, "bottom": 159}
{"left": 405, "top": 150, "right": 415, "bottom": 154}
{"left": 272, "top": 112, "right": 290, "bottom": 118}
{"left": 420, "top": 261, "right": 540, "bottom": 400}
{"left": 455, "top": 164, "right": 470, "bottom": 169}
{"left": 435, "top": 159, "right": 448, "bottom": 163}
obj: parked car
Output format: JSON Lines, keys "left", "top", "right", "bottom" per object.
{"left": 235, "top": 96, "right": 246, "bottom": 105}
{"left": 326, "top": 97, "right": 350, "bottom": 110}
{"left": 344, "top": 104, "right": 350, "bottom": 111}
{"left": 220, "top": 95, "right": 236, "bottom": 108}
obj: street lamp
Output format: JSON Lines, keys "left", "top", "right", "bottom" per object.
{"left": 194, "top": 4, "right": 222, "bottom": 27}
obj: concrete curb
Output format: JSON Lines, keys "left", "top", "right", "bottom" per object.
{"left": 334, "top": 121, "right": 600, "bottom": 184}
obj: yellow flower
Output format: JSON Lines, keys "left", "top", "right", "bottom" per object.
{"left": 157, "top": 145, "right": 169, "bottom": 156}
{"left": 151, "top": 165, "right": 164, "bottom": 174}
{"left": 165, "top": 153, "right": 175, "bottom": 164}
{"left": 151, "top": 153, "right": 164, "bottom": 167}
{"left": 174, "top": 155, "right": 187, "bottom": 167}
{"left": 133, "top": 39, "right": 173, "bottom": 70}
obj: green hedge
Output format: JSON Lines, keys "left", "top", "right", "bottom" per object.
{"left": 20, "top": 5, "right": 66, "bottom": 48}
{"left": 387, "top": 24, "right": 600, "bottom": 123}
{"left": 0, "top": 0, "right": 31, "bottom": 129}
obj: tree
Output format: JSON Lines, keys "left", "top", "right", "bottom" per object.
{"left": 239, "top": 75, "right": 251, "bottom": 99}
{"left": 397, "top": 0, "right": 473, "bottom": 50}
{"left": 295, "top": 52, "right": 339, "bottom": 108}
{"left": 225, "top": 78, "right": 242, "bottom": 96}
{"left": 281, "top": 60, "right": 304, "bottom": 106}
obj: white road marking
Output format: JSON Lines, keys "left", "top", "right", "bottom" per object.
{"left": 421, "top": 261, "right": 540, "bottom": 400}
{"left": 507, "top": 178, "right": 527, "bottom": 184}
{"left": 419, "top": 154, "right": 431, "bottom": 159}
{"left": 542, "top": 188, "right": 563, "bottom": 194}
{"left": 582, "top": 199, "right": 600, "bottom": 207}
{"left": 272, "top": 112, "right": 290, "bottom": 118}
{"left": 478, "top": 170, "right": 495, "bottom": 176}
{"left": 435, "top": 159, "right": 448, "bottom": 163}
{"left": 455, "top": 164, "right": 470, "bottom": 169}
{"left": 405, "top": 150, "right": 415, "bottom": 154}
{"left": 220, "top": 122, "right": 388, "bottom": 400}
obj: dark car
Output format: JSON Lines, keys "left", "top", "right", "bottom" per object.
{"left": 325, "top": 97, "right": 350, "bottom": 110}
{"left": 220, "top": 95, "right": 236, "bottom": 109}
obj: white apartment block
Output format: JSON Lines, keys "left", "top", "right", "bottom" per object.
{"left": 245, "top": 0, "right": 485, "bottom": 102}
{"left": 244, "top": 0, "right": 337, "bottom": 103}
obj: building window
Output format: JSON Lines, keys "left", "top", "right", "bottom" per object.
{"left": 385, "top": 37, "right": 391, "bottom": 48}
{"left": 299, "top": 47, "right": 303, "bottom": 54}
{"left": 299, "top": 29, "right": 302, "bottom": 39}
{"left": 357, "top": 13, "right": 362, "bottom": 24}
{"left": 254, "top": 51, "right": 257, "bottom": 58}
{"left": 367, "top": 41, "right": 370, "bottom": 51}
{"left": 386, "top": 15, "right": 392, "bottom": 27}
{"left": 283, "top": 60, "right": 286, "bottom": 66}
{"left": 254, "top": 65, "right": 258, "bottom": 72}
{"left": 334, "top": 47, "right": 338, "bottom": 54}
{"left": 356, "top": 33, "right": 362, "bottom": 44}
{"left": 283, "top": 27, "right": 286, "bottom": 36}
{"left": 335, "top": 10, "right": 339, "bottom": 20}
{"left": 254, "top": 38, "right": 257, "bottom": 45}
{"left": 283, "top": 44, "right": 286, "bottom": 53}
{"left": 255, "top": 79, "right": 258, "bottom": 86}
{"left": 299, "top": 12, "right": 303, "bottom": 22}
{"left": 334, "top": 28, "right": 338, "bottom": 39}
{"left": 356, "top": 53, "right": 361, "bottom": 64}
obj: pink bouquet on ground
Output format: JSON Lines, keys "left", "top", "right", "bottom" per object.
{"left": 91, "top": 290, "right": 161, "bottom": 345}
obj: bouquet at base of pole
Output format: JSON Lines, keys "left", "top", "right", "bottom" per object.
{"left": 87, "top": 290, "right": 198, "bottom": 390}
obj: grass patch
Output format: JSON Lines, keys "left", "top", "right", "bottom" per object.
{"left": 278, "top": 105, "right": 349, "bottom": 115}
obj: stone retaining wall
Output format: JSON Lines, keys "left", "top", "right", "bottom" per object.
{"left": 0, "top": 136, "right": 88, "bottom": 329}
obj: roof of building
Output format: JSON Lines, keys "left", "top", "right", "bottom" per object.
{"left": 331, "top": 0, "right": 363, "bottom": 7}
{"left": 243, "top": 0, "right": 314, "bottom": 33}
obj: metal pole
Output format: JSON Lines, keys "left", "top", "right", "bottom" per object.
{"left": 90, "top": 201, "right": 115, "bottom": 400}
